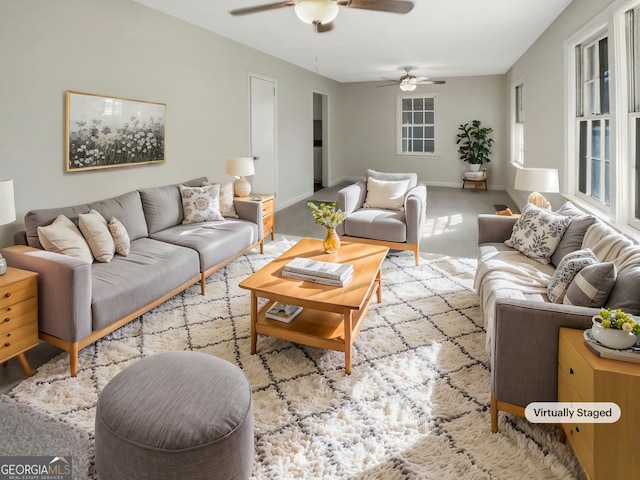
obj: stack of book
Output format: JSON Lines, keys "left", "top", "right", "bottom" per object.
{"left": 282, "top": 257, "right": 354, "bottom": 287}
{"left": 464, "top": 170, "right": 486, "bottom": 180}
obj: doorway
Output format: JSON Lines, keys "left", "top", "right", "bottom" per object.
{"left": 250, "top": 74, "right": 277, "bottom": 196}
{"left": 313, "top": 92, "right": 329, "bottom": 192}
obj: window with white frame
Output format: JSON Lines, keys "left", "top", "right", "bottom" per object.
{"left": 397, "top": 94, "right": 436, "bottom": 155}
{"left": 513, "top": 83, "right": 524, "bottom": 165}
{"left": 626, "top": 6, "right": 640, "bottom": 226}
{"left": 575, "top": 33, "right": 610, "bottom": 207}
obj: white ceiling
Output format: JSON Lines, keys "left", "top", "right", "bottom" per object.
{"left": 132, "top": 0, "right": 572, "bottom": 83}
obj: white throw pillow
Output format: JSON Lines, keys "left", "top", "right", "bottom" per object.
{"left": 202, "top": 181, "right": 237, "bottom": 218}
{"left": 504, "top": 203, "right": 571, "bottom": 264}
{"left": 37, "top": 215, "right": 93, "bottom": 264}
{"left": 364, "top": 177, "right": 410, "bottom": 210}
{"left": 179, "top": 184, "right": 224, "bottom": 224}
{"left": 79, "top": 209, "right": 115, "bottom": 263}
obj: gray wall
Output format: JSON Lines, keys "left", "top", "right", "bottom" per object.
{"left": 0, "top": 0, "right": 340, "bottom": 247}
{"left": 505, "top": 0, "right": 614, "bottom": 208}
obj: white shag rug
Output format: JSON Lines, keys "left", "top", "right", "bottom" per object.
{"left": 7, "top": 238, "right": 581, "bottom": 479}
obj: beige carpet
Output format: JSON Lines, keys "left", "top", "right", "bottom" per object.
{"left": 7, "top": 239, "right": 580, "bottom": 479}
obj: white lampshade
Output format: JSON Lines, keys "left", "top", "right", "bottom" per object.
{"left": 0, "top": 178, "right": 16, "bottom": 225}
{"left": 514, "top": 167, "right": 559, "bottom": 209}
{"left": 514, "top": 168, "right": 559, "bottom": 193}
{"left": 294, "top": 0, "right": 339, "bottom": 25}
{"left": 226, "top": 157, "right": 255, "bottom": 197}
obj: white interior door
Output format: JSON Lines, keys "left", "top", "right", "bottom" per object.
{"left": 249, "top": 75, "right": 276, "bottom": 196}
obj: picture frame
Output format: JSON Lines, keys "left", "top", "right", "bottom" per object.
{"left": 65, "top": 91, "right": 166, "bottom": 172}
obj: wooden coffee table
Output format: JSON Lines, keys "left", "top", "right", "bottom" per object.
{"left": 239, "top": 238, "right": 388, "bottom": 374}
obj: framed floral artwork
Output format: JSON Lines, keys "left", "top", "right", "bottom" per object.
{"left": 65, "top": 91, "right": 166, "bottom": 172}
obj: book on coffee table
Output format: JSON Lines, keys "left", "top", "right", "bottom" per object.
{"left": 265, "top": 302, "right": 303, "bottom": 323}
{"left": 284, "top": 257, "right": 353, "bottom": 280}
{"left": 282, "top": 269, "right": 352, "bottom": 287}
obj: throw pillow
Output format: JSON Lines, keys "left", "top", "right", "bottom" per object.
{"left": 551, "top": 201, "right": 598, "bottom": 266}
{"left": 606, "top": 265, "right": 640, "bottom": 314}
{"left": 364, "top": 177, "right": 410, "bottom": 210}
{"left": 202, "top": 181, "right": 237, "bottom": 218}
{"left": 505, "top": 203, "right": 571, "bottom": 264}
{"left": 367, "top": 169, "right": 418, "bottom": 189}
{"left": 547, "top": 248, "right": 598, "bottom": 303}
{"left": 563, "top": 262, "right": 617, "bottom": 307}
{"left": 179, "top": 184, "right": 224, "bottom": 224}
{"left": 108, "top": 217, "right": 130, "bottom": 256}
{"left": 37, "top": 215, "right": 93, "bottom": 264}
{"left": 79, "top": 209, "right": 115, "bottom": 263}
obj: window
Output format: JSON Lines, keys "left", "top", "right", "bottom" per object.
{"left": 575, "top": 34, "right": 610, "bottom": 207}
{"left": 397, "top": 94, "right": 436, "bottom": 155}
{"left": 627, "top": 6, "right": 640, "bottom": 226}
{"left": 513, "top": 83, "right": 524, "bottom": 165}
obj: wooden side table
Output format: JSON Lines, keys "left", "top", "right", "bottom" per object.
{"left": 0, "top": 267, "right": 38, "bottom": 377}
{"left": 558, "top": 328, "right": 640, "bottom": 480}
{"left": 237, "top": 194, "right": 275, "bottom": 253}
{"left": 462, "top": 175, "right": 488, "bottom": 191}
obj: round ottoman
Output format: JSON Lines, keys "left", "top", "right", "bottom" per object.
{"left": 95, "top": 351, "right": 253, "bottom": 480}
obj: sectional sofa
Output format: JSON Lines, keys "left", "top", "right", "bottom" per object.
{"left": 0, "top": 177, "right": 263, "bottom": 376}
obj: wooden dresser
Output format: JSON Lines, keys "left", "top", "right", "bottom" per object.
{"left": 0, "top": 267, "right": 38, "bottom": 377}
{"left": 558, "top": 327, "right": 640, "bottom": 480}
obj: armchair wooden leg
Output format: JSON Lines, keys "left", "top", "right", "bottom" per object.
{"left": 413, "top": 245, "right": 420, "bottom": 266}
{"left": 491, "top": 392, "right": 499, "bottom": 432}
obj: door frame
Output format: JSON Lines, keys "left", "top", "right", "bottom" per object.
{"left": 313, "top": 89, "right": 330, "bottom": 188}
{"left": 248, "top": 72, "right": 278, "bottom": 198}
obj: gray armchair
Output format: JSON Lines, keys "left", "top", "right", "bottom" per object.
{"left": 337, "top": 170, "right": 427, "bottom": 265}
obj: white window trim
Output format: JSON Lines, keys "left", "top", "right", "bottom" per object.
{"left": 396, "top": 93, "right": 438, "bottom": 156}
{"left": 511, "top": 77, "right": 525, "bottom": 166}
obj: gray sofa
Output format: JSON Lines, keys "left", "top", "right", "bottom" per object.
{"left": 475, "top": 204, "right": 640, "bottom": 432}
{"left": 0, "top": 177, "right": 263, "bottom": 376}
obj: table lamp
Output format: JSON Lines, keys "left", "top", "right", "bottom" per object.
{"left": 0, "top": 178, "right": 16, "bottom": 275}
{"left": 226, "top": 157, "right": 255, "bottom": 197}
{"left": 514, "top": 167, "right": 559, "bottom": 209}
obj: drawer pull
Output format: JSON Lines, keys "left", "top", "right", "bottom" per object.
{"left": 569, "top": 368, "right": 574, "bottom": 375}
{"left": 4, "top": 342, "right": 9, "bottom": 347}
{"left": 576, "top": 426, "right": 580, "bottom": 433}
{"left": 4, "top": 293, "right": 10, "bottom": 298}
{"left": 4, "top": 318, "right": 9, "bottom": 322}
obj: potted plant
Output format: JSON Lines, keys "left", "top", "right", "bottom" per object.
{"left": 456, "top": 120, "right": 494, "bottom": 172}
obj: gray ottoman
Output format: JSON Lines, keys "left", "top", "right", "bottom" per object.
{"left": 95, "top": 351, "right": 253, "bottom": 480}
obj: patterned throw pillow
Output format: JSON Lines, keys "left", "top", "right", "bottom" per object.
{"left": 547, "top": 248, "right": 598, "bottom": 303}
{"left": 563, "top": 262, "right": 617, "bottom": 307}
{"left": 108, "top": 217, "right": 130, "bottom": 256}
{"left": 179, "top": 184, "right": 224, "bottom": 224}
{"left": 505, "top": 203, "right": 571, "bottom": 264}
{"left": 203, "top": 182, "right": 237, "bottom": 218}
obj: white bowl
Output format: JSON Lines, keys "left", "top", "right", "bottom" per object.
{"left": 591, "top": 318, "right": 637, "bottom": 350}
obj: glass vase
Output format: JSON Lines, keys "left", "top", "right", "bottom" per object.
{"left": 323, "top": 227, "right": 340, "bottom": 254}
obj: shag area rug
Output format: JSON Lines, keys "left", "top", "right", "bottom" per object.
{"left": 6, "top": 239, "right": 580, "bottom": 479}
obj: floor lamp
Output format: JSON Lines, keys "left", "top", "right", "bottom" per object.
{"left": 514, "top": 167, "right": 559, "bottom": 210}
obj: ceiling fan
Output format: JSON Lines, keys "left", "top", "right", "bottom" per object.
{"left": 377, "top": 67, "right": 446, "bottom": 91}
{"left": 229, "top": 0, "right": 414, "bottom": 33}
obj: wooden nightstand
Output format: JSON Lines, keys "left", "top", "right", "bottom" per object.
{"left": 558, "top": 328, "right": 640, "bottom": 480}
{"left": 0, "top": 267, "right": 38, "bottom": 377}
{"left": 237, "top": 194, "right": 275, "bottom": 253}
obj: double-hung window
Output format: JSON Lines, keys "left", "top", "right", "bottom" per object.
{"left": 575, "top": 34, "right": 610, "bottom": 207}
{"left": 513, "top": 83, "right": 524, "bottom": 165}
{"left": 397, "top": 94, "right": 436, "bottom": 155}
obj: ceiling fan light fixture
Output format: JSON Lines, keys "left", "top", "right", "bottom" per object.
{"left": 294, "top": 0, "right": 339, "bottom": 25}
{"left": 399, "top": 78, "right": 417, "bottom": 91}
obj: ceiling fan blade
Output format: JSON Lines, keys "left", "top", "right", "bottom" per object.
{"left": 417, "top": 80, "right": 446, "bottom": 85}
{"left": 376, "top": 83, "right": 401, "bottom": 88}
{"left": 229, "top": 1, "right": 294, "bottom": 16}
{"left": 316, "top": 21, "right": 334, "bottom": 33}
{"left": 340, "top": 0, "right": 414, "bottom": 14}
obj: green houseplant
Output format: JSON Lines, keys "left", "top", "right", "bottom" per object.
{"left": 456, "top": 120, "right": 494, "bottom": 170}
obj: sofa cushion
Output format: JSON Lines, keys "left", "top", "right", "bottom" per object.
{"left": 109, "top": 217, "right": 130, "bottom": 256}
{"left": 139, "top": 177, "right": 207, "bottom": 234}
{"left": 364, "top": 177, "right": 409, "bottom": 211}
{"left": 606, "top": 265, "right": 640, "bottom": 314}
{"left": 563, "top": 262, "right": 617, "bottom": 307}
{"left": 37, "top": 215, "right": 94, "bottom": 264}
{"left": 367, "top": 169, "right": 418, "bottom": 189}
{"left": 179, "top": 184, "right": 224, "bottom": 224}
{"left": 547, "top": 248, "right": 598, "bottom": 303}
{"left": 149, "top": 219, "right": 259, "bottom": 272}
{"left": 505, "top": 203, "right": 571, "bottom": 264}
{"left": 343, "top": 209, "right": 407, "bottom": 243}
{"left": 79, "top": 210, "right": 115, "bottom": 263}
{"left": 90, "top": 238, "right": 200, "bottom": 331}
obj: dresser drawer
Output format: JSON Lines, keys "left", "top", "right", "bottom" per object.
{"left": 261, "top": 199, "right": 274, "bottom": 217}
{"left": 0, "top": 297, "right": 38, "bottom": 335}
{"left": 264, "top": 214, "right": 274, "bottom": 232}
{"left": 558, "top": 368, "right": 595, "bottom": 446}
{"left": 0, "top": 276, "right": 37, "bottom": 309}
{"left": 0, "top": 322, "right": 38, "bottom": 361}
{"left": 558, "top": 332, "right": 594, "bottom": 398}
